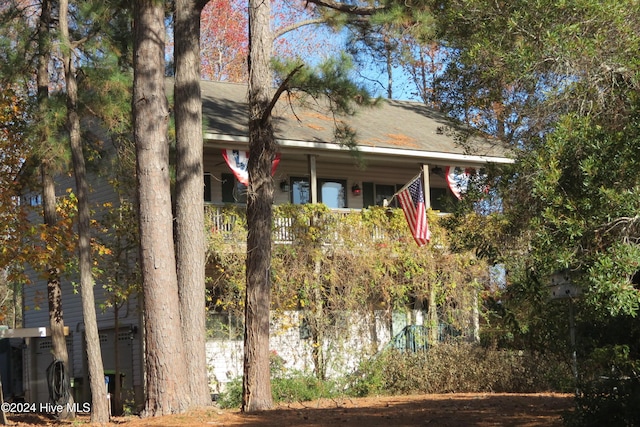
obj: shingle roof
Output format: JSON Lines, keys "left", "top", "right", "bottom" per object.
{"left": 197, "top": 79, "right": 512, "bottom": 163}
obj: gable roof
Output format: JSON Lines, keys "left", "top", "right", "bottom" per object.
{"left": 198, "top": 80, "right": 513, "bottom": 166}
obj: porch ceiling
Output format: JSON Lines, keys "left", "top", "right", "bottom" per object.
{"left": 194, "top": 79, "right": 514, "bottom": 167}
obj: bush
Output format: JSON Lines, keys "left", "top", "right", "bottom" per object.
{"left": 345, "top": 342, "right": 572, "bottom": 396}
{"left": 564, "top": 376, "right": 640, "bottom": 427}
{"left": 217, "top": 371, "right": 339, "bottom": 408}
{"left": 272, "top": 371, "right": 338, "bottom": 403}
{"left": 217, "top": 376, "right": 243, "bottom": 409}
{"left": 218, "top": 343, "right": 572, "bottom": 408}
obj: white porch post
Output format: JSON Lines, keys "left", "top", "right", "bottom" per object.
{"left": 421, "top": 163, "right": 431, "bottom": 209}
{"left": 308, "top": 154, "right": 318, "bottom": 204}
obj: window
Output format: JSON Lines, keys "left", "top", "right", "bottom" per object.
{"left": 291, "top": 177, "right": 310, "bottom": 204}
{"left": 206, "top": 311, "right": 244, "bottom": 340}
{"left": 374, "top": 184, "right": 397, "bottom": 207}
{"left": 23, "top": 193, "right": 42, "bottom": 206}
{"left": 289, "top": 177, "right": 347, "bottom": 208}
{"left": 319, "top": 179, "right": 346, "bottom": 208}
{"left": 362, "top": 182, "right": 402, "bottom": 208}
{"left": 221, "top": 173, "right": 247, "bottom": 204}
{"left": 430, "top": 187, "right": 456, "bottom": 212}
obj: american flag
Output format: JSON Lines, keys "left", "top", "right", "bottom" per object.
{"left": 397, "top": 174, "right": 430, "bottom": 246}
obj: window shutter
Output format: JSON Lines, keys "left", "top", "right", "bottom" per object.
{"left": 362, "top": 182, "right": 374, "bottom": 208}
{"left": 204, "top": 173, "right": 212, "bottom": 202}
{"left": 221, "top": 173, "right": 235, "bottom": 203}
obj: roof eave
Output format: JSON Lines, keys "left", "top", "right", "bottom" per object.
{"left": 203, "top": 133, "right": 515, "bottom": 166}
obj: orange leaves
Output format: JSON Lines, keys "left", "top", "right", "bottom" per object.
{"left": 201, "top": 0, "right": 248, "bottom": 82}
{"left": 0, "top": 87, "right": 34, "bottom": 278}
{"left": 11, "top": 188, "right": 125, "bottom": 287}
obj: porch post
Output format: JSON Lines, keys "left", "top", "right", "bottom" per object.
{"left": 308, "top": 154, "right": 318, "bottom": 204}
{"left": 422, "top": 163, "right": 437, "bottom": 344}
{"left": 421, "top": 163, "right": 431, "bottom": 209}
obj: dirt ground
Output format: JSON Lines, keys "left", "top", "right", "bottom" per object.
{"left": 6, "top": 393, "right": 574, "bottom": 427}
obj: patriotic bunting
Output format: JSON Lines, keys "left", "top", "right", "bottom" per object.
{"left": 222, "top": 149, "right": 281, "bottom": 185}
{"left": 446, "top": 166, "right": 475, "bottom": 200}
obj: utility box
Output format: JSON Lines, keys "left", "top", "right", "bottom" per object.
{"left": 549, "top": 270, "right": 582, "bottom": 299}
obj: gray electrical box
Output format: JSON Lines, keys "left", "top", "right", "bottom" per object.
{"left": 549, "top": 270, "right": 582, "bottom": 299}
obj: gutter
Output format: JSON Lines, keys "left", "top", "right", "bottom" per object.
{"left": 204, "top": 133, "right": 515, "bottom": 166}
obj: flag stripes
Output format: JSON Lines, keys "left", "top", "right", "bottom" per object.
{"left": 397, "top": 173, "right": 431, "bottom": 246}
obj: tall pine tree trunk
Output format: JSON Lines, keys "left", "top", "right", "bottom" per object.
{"left": 242, "top": 0, "right": 275, "bottom": 412}
{"left": 59, "top": 0, "right": 109, "bottom": 421}
{"left": 42, "top": 170, "right": 74, "bottom": 421}
{"left": 133, "top": 0, "right": 189, "bottom": 415}
{"left": 37, "top": 0, "right": 73, "bottom": 420}
{"left": 174, "top": 0, "right": 210, "bottom": 408}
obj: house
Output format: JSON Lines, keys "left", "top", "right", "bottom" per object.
{"left": 200, "top": 80, "right": 511, "bottom": 211}
{"left": 18, "top": 79, "right": 513, "bottom": 408}
{"left": 199, "top": 80, "right": 513, "bottom": 391}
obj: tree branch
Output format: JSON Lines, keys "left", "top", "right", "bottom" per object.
{"left": 598, "top": 215, "right": 640, "bottom": 244}
{"left": 304, "top": 0, "right": 386, "bottom": 16}
{"left": 261, "top": 64, "right": 305, "bottom": 125}
{"left": 274, "top": 18, "right": 328, "bottom": 39}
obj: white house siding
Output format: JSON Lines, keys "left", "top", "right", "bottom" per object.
{"left": 206, "top": 309, "right": 404, "bottom": 393}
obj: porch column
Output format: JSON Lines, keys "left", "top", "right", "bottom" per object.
{"left": 308, "top": 154, "right": 318, "bottom": 204}
{"left": 421, "top": 163, "right": 431, "bottom": 209}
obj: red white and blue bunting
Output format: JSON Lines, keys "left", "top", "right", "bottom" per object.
{"left": 446, "top": 166, "right": 476, "bottom": 200}
{"left": 222, "top": 149, "right": 281, "bottom": 186}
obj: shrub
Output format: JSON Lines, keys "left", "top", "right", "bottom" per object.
{"left": 345, "top": 342, "right": 572, "bottom": 396}
{"left": 272, "top": 371, "right": 338, "bottom": 403}
{"left": 217, "top": 371, "right": 339, "bottom": 408}
{"left": 217, "top": 376, "right": 243, "bottom": 409}
{"left": 564, "top": 376, "right": 640, "bottom": 427}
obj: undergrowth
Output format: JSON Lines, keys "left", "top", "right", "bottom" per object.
{"left": 346, "top": 343, "right": 572, "bottom": 396}
{"left": 217, "top": 342, "right": 572, "bottom": 408}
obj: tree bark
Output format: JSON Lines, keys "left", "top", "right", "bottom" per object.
{"left": 0, "top": 372, "right": 6, "bottom": 425}
{"left": 37, "top": 0, "right": 74, "bottom": 420}
{"left": 242, "top": 0, "right": 275, "bottom": 412}
{"left": 133, "top": 0, "right": 189, "bottom": 415}
{"left": 174, "top": 0, "right": 210, "bottom": 408}
{"left": 59, "top": 0, "right": 109, "bottom": 421}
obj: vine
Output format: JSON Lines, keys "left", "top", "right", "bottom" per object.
{"left": 205, "top": 203, "right": 488, "bottom": 377}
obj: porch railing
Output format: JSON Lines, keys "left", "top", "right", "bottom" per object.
{"left": 205, "top": 204, "right": 391, "bottom": 245}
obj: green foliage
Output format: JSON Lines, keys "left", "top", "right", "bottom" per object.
{"left": 272, "top": 372, "right": 338, "bottom": 404}
{"left": 566, "top": 377, "right": 640, "bottom": 427}
{"left": 272, "top": 54, "right": 381, "bottom": 159}
{"left": 273, "top": 53, "right": 379, "bottom": 115}
{"left": 584, "top": 244, "right": 640, "bottom": 318}
{"left": 93, "top": 198, "right": 141, "bottom": 311}
{"left": 435, "top": 2, "right": 640, "bottom": 419}
{"left": 207, "top": 204, "right": 483, "bottom": 318}
{"left": 217, "top": 376, "right": 243, "bottom": 409}
{"left": 217, "top": 370, "right": 339, "bottom": 409}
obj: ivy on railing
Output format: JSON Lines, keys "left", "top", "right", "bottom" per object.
{"left": 204, "top": 203, "right": 489, "bottom": 377}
